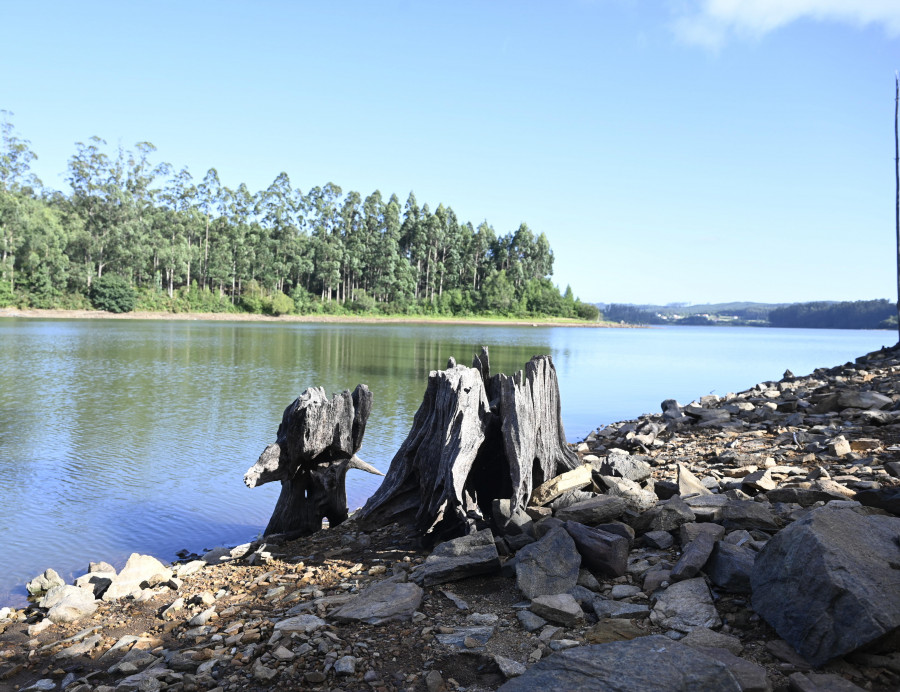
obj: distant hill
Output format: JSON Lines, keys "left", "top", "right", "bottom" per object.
{"left": 597, "top": 300, "right": 892, "bottom": 329}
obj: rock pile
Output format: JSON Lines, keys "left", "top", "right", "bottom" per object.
{"left": 2, "top": 345, "right": 900, "bottom": 691}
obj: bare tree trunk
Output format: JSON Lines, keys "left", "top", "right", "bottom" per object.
{"left": 356, "top": 348, "right": 579, "bottom": 542}
{"left": 894, "top": 73, "right": 900, "bottom": 343}
{"left": 244, "top": 384, "right": 382, "bottom": 536}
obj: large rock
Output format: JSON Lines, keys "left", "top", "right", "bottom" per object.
{"left": 705, "top": 542, "right": 754, "bottom": 593}
{"left": 600, "top": 476, "right": 658, "bottom": 512}
{"left": 499, "top": 635, "right": 741, "bottom": 691}
{"left": 529, "top": 593, "right": 584, "bottom": 626}
{"left": 420, "top": 528, "right": 500, "bottom": 586}
{"left": 102, "top": 553, "right": 170, "bottom": 601}
{"left": 26, "top": 568, "right": 65, "bottom": 597}
{"left": 836, "top": 390, "right": 892, "bottom": 410}
{"left": 670, "top": 531, "right": 716, "bottom": 582}
{"left": 515, "top": 526, "right": 581, "bottom": 599}
{"left": 554, "top": 496, "right": 628, "bottom": 525}
{"left": 631, "top": 495, "right": 696, "bottom": 535}
{"left": 650, "top": 577, "right": 721, "bottom": 632}
{"left": 329, "top": 580, "right": 423, "bottom": 625}
{"left": 678, "top": 464, "right": 712, "bottom": 497}
{"left": 721, "top": 501, "right": 778, "bottom": 532}
{"left": 751, "top": 505, "right": 900, "bottom": 666}
{"left": 39, "top": 585, "right": 98, "bottom": 623}
{"left": 564, "top": 521, "right": 628, "bottom": 578}
{"left": 531, "top": 464, "right": 593, "bottom": 506}
{"left": 854, "top": 487, "right": 900, "bottom": 516}
{"left": 597, "top": 452, "right": 652, "bottom": 483}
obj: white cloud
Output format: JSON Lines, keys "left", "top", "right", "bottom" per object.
{"left": 672, "top": 0, "right": 900, "bottom": 49}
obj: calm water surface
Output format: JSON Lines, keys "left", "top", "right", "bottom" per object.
{"left": 0, "top": 318, "right": 890, "bottom": 605}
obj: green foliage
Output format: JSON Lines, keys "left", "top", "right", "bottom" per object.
{"left": 266, "top": 290, "right": 294, "bottom": 316}
{"left": 0, "top": 280, "right": 13, "bottom": 307}
{"left": 603, "top": 304, "right": 665, "bottom": 325}
{"left": 90, "top": 274, "right": 135, "bottom": 313}
{"left": 574, "top": 300, "right": 600, "bottom": 321}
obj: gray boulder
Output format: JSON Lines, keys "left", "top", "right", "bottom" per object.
{"left": 631, "top": 495, "right": 696, "bottom": 535}
{"left": 499, "top": 636, "right": 741, "bottom": 691}
{"left": 26, "top": 568, "right": 65, "bottom": 597}
{"left": 516, "top": 526, "right": 581, "bottom": 599}
{"left": 751, "top": 505, "right": 900, "bottom": 666}
{"left": 529, "top": 593, "right": 584, "bottom": 627}
{"left": 40, "top": 585, "right": 98, "bottom": 623}
{"left": 554, "top": 495, "right": 627, "bottom": 525}
{"left": 678, "top": 463, "right": 712, "bottom": 497}
{"left": 329, "top": 580, "right": 423, "bottom": 625}
{"left": 650, "top": 577, "right": 721, "bottom": 632}
{"left": 670, "top": 531, "right": 716, "bottom": 582}
{"left": 705, "top": 542, "right": 754, "bottom": 593}
{"left": 102, "top": 553, "right": 170, "bottom": 601}
{"left": 836, "top": 390, "right": 892, "bottom": 410}
{"left": 854, "top": 487, "right": 900, "bottom": 516}
{"left": 420, "top": 528, "right": 500, "bottom": 586}
{"left": 721, "top": 501, "right": 779, "bottom": 532}
{"left": 598, "top": 452, "right": 652, "bottom": 483}
{"left": 600, "top": 475, "right": 658, "bottom": 512}
{"left": 564, "top": 521, "right": 629, "bottom": 578}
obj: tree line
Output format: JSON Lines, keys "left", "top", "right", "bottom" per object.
{"left": 768, "top": 300, "right": 895, "bottom": 330}
{"left": 0, "top": 113, "right": 598, "bottom": 320}
{"left": 602, "top": 300, "right": 895, "bottom": 329}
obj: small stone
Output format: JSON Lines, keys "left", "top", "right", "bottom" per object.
{"left": 252, "top": 659, "right": 278, "bottom": 682}
{"left": 494, "top": 654, "right": 526, "bottom": 678}
{"left": 517, "top": 610, "right": 547, "bottom": 632}
{"left": 425, "top": 669, "right": 445, "bottom": 692}
{"left": 271, "top": 645, "right": 294, "bottom": 661}
{"left": 334, "top": 655, "right": 357, "bottom": 675}
{"left": 529, "top": 593, "right": 584, "bottom": 627}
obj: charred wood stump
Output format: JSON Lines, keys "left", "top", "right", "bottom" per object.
{"left": 243, "top": 384, "right": 382, "bottom": 537}
{"left": 356, "top": 348, "right": 578, "bottom": 542}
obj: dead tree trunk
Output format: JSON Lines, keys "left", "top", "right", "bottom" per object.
{"left": 243, "top": 384, "right": 382, "bottom": 537}
{"left": 356, "top": 348, "right": 578, "bottom": 542}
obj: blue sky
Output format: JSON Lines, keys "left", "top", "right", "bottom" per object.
{"left": 2, "top": 0, "right": 899, "bottom": 305}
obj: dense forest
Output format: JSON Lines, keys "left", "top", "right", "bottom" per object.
{"left": 0, "top": 113, "right": 598, "bottom": 320}
{"left": 768, "top": 300, "right": 896, "bottom": 330}
{"left": 603, "top": 300, "right": 896, "bottom": 329}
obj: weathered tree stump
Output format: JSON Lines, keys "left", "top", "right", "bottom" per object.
{"left": 356, "top": 348, "right": 578, "bottom": 541}
{"left": 244, "top": 384, "right": 382, "bottom": 537}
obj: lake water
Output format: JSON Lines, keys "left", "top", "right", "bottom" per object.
{"left": 0, "top": 318, "right": 891, "bottom": 605}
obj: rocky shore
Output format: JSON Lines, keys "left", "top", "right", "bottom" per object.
{"left": 2, "top": 345, "right": 900, "bottom": 692}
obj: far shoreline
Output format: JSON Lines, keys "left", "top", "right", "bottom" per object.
{"left": 0, "top": 307, "right": 637, "bottom": 328}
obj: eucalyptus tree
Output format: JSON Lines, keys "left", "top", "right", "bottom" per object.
{"left": 469, "top": 221, "right": 496, "bottom": 291}
{"left": 339, "top": 190, "right": 363, "bottom": 302}
{"left": 158, "top": 166, "right": 199, "bottom": 296}
{"left": 257, "top": 172, "right": 302, "bottom": 294}
{"left": 0, "top": 112, "right": 42, "bottom": 292}
{"left": 66, "top": 137, "right": 114, "bottom": 287}
{"left": 123, "top": 142, "right": 169, "bottom": 285}
{"left": 197, "top": 168, "right": 222, "bottom": 288}
{"left": 307, "top": 183, "right": 343, "bottom": 300}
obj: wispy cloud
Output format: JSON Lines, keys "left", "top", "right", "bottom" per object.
{"left": 672, "top": 0, "right": 900, "bottom": 49}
